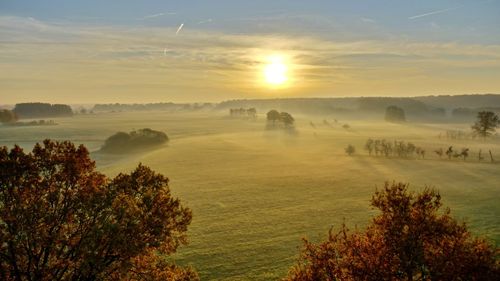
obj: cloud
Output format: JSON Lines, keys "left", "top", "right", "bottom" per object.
{"left": 1, "top": 16, "right": 499, "bottom": 103}
{"left": 139, "top": 12, "right": 176, "bottom": 20}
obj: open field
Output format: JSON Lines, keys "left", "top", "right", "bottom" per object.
{"left": 1, "top": 111, "right": 499, "bottom": 280}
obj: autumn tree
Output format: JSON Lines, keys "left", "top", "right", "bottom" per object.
{"left": 472, "top": 111, "right": 499, "bottom": 138}
{"left": 285, "top": 182, "right": 499, "bottom": 281}
{"left": 0, "top": 140, "right": 197, "bottom": 281}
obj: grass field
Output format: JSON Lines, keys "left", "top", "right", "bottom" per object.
{"left": 1, "top": 111, "right": 499, "bottom": 280}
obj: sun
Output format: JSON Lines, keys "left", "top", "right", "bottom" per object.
{"left": 263, "top": 56, "right": 288, "bottom": 86}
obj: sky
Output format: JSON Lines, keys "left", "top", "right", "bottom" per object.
{"left": 1, "top": 0, "right": 500, "bottom": 104}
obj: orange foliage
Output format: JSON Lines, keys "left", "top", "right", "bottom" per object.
{"left": 0, "top": 140, "right": 197, "bottom": 280}
{"left": 285, "top": 182, "right": 500, "bottom": 281}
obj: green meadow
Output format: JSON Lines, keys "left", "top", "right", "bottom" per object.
{"left": 1, "top": 111, "right": 499, "bottom": 280}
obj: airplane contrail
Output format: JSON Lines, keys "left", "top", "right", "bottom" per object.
{"left": 176, "top": 23, "right": 184, "bottom": 35}
{"left": 408, "top": 5, "right": 464, "bottom": 20}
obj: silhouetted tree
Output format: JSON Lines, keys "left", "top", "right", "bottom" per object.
{"left": 460, "top": 148, "right": 469, "bottom": 161}
{"left": 472, "top": 111, "right": 499, "bottom": 138}
{"left": 434, "top": 148, "right": 444, "bottom": 159}
{"left": 280, "top": 112, "right": 295, "bottom": 127}
{"left": 345, "top": 145, "right": 355, "bottom": 156}
{"left": 267, "top": 110, "right": 281, "bottom": 124}
{"left": 0, "top": 140, "right": 197, "bottom": 280}
{"left": 446, "top": 146, "right": 454, "bottom": 160}
{"left": 385, "top": 105, "right": 406, "bottom": 122}
{"left": 0, "top": 109, "right": 18, "bottom": 124}
{"left": 365, "top": 139, "right": 374, "bottom": 156}
{"left": 285, "top": 182, "right": 500, "bottom": 281}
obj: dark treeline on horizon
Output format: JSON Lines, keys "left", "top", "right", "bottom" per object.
{"left": 13, "top": 102, "right": 73, "bottom": 119}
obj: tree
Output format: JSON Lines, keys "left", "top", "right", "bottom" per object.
{"left": 0, "top": 109, "right": 18, "bottom": 124}
{"left": 266, "top": 110, "right": 281, "bottom": 124}
{"left": 364, "top": 139, "right": 374, "bottom": 156}
{"left": 385, "top": 105, "right": 406, "bottom": 123}
{"left": 280, "top": 112, "right": 295, "bottom": 127}
{"left": 285, "top": 182, "right": 499, "bottom": 281}
{"left": 472, "top": 111, "right": 499, "bottom": 138}
{"left": 344, "top": 145, "right": 355, "bottom": 156}
{"left": 0, "top": 140, "right": 197, "bottom": 280}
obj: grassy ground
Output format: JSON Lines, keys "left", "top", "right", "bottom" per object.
{"left": 1, "top": 111, "right": 499, "bottom": 280}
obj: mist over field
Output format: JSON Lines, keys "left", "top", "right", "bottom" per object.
{"left": 2, "top": 1, "right": 500, "bottom": 280}
{"left": 1, "top": 98, "right": 499, "bottom": 280}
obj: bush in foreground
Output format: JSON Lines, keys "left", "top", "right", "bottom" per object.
{"left": 101, "top": 128, "right": 169, "bottom": 153}
{"left": 0, "top": 140, "right": 197, "bottom": 280}
{"left": 285, "top": 182, "right": 499, "bottom": 281}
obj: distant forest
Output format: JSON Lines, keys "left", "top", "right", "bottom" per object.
{"left": 4, "top": 94, "right": 499, "bottom": 122}
{"left": 92, "top": 102, "right": 214, "bottom": 112}
{"left": 216, "top": 94, "right": 500, "bottom": 121}
{"left": 13, "top": 103, "right": 73, "bottom": 118}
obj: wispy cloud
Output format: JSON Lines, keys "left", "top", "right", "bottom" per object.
{"left": 140, "top": 12, "right": 176, "bottom": 20}
{"left": 1, "top": 16, "right": 499, "bottom": 103}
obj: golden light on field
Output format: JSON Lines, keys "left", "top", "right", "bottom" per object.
{"left": 263, "top": 56, "right": 288, "bottom": 86}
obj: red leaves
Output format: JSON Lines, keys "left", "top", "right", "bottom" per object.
{"left": 285, "top": 182, "right": 500, "bottom": 281}
{"left": 0, "top": 140, "right": 196, "bottom": 281}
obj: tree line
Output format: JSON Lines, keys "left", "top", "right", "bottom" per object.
{"left": 13, "top": 103, "right": 73, "bottom": 118}
{"left": 229, "top": 108, "right": 257, "bottom": 118}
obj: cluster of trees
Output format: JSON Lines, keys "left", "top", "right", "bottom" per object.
{"left": 229, "top": 108, "right": 257, "bottom": 119}
{"left": 101, "top": 128, "right": 169, "bottom": 153}
{"left": 0, "top": 140, "right": 197, "bottom": 280}
{"left": 285, "top": 182, "right": 500, "bottom": 280}
{"left": 365, "top": 139, "right": 425, "bottom": 158}
{"left": 434, "top": 146, "right": 468, "bottom": 160}
{"left": 439, "top": 129, "right": 472, "bottom": 140}
{"left": 13, "top": 103, "right": 73, "bottom": 118}
{"left": 0, "top": 109, "right": 18, "bottom": 124}
{"left": 266, "top": 110, "right": 295, "bottom": 128}
{"left": 434, "top": 146, "right": 495, "bottom": 162}
{"left": 384, "top": 105, "right": 406, "bottom": 122}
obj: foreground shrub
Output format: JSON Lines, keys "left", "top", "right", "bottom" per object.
{"left": 285, "top": 182, "right": 499, "bottom": 281}
{"left": 0, "top": 140, "right": 197, "bottom": 280}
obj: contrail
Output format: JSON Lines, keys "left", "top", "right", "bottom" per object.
{"left": 175, "top": 23, "right": 184, "bottom": 35}
{"left": 408, "top": 5, "right": 464, "bottom": 20}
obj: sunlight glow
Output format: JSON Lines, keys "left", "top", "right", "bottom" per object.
{"left": 263, "top": 56, "right": 288, "bottom": 86}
